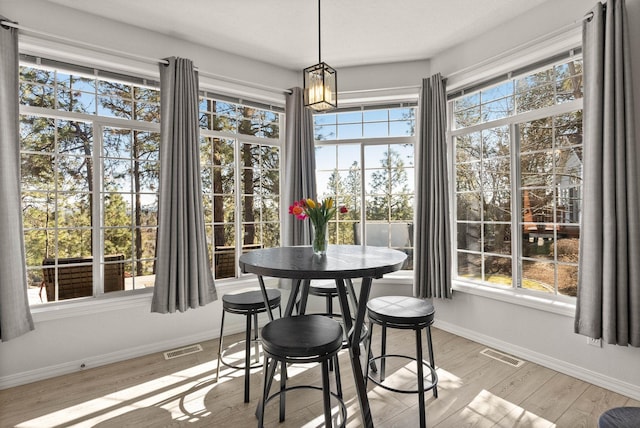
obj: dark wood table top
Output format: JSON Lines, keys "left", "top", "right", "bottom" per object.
{"left": 238, "top": 245, "right": 407, "bottom": 280}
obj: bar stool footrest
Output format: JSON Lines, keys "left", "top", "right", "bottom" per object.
{"left": 264, "top": 385, "right": 347, "bottom": 428}
{"left": 367, "top": 354, "right": 438, "bottom": 394}
{"left": 218, "top": 339, "right": 264, "bottom": 370}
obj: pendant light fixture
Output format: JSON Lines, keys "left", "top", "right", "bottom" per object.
{"left": 303, "top": 0, "right": 337, "bottom": 111}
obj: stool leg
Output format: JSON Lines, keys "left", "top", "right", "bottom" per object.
{"left": 253, "top": 312, "right": 260, "bottom": 364}
{"left": 380, "top": 323, "right": 387, "bottom": 382}
{"left": 321, "top": 359, "right": 332, "bottom": 428}
{"left": 426, "top": 325, "right": 438, "bottom": 398}
{"left": 367, "top": 321, "right": 377, "bottom": 374}
{"left": 327, "top": 293, "right": 335, "bottom": 372}
{"left": 365, "top": 321, "right": 374, "bottom": 388}
{"left": 334, "top": 354, "right": 343, "bottom": 399}
{"left": 244, "top": 311, "right": 252, "bottom": 403}
{"left": 215, "top": 310, "right": 226, "bottom": 382}
{"left": 279, "top": 361, "right": 287, "bottom": 422}
{"left": 258, "top": 356, "right": 271, "bottom": 428}
{"left": 416, "top": 328, "right": 426, "bottom": 428}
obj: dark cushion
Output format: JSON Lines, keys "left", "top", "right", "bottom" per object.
{"left": 309, "top": 280, "right": 339, "bottom": 296}
{"left": 261, "top": 315, "right": 343, "bottom": 358}
{"left": 222, "top": 288, "right": 281, "bottom": 311}
{"left": 599, "top": 407, "right": 640, "bottom": 428}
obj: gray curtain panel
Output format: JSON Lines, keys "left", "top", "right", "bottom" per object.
{"left": 414, "top": 74, "right": 452, "bottom": 299}
{"left": 0, "top": 18, "right": 35, "bottom": 341}
{"left": 151, "top": 57, "right": 217, "bottom": 313}
{"left": 282, "top": 87, "right": 316, "bottom": 247}
{"left": 575, "top": 0, "right": 639, "bottom": 346}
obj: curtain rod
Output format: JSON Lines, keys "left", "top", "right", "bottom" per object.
{"left": 0, "top": 20, "right": 293, "bottom": 96}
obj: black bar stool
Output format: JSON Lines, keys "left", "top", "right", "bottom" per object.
{"left": 366, "top": 296, "right": 438, "bottom": 428}
{"left": 308, "top": 281, "right": 343, "bottom": 318}
{"left": 307, "top": 279, "right": 362, "bottom": 370}
{"left": 215, "top": 288, "right": 281, "bottom": 403}
{"left": 599, "top": 407, "right": 640, "bottom": 427}
{"left": 258, "top": 314, "right": 347, "bottom": 428}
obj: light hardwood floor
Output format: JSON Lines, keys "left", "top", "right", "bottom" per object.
{"left": 0, "top": 327, "right": 637, "bottom": 428}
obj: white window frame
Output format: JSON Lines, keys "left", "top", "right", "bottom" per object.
{"left": 447, "top": 54, "right": 583, "bottom": 315}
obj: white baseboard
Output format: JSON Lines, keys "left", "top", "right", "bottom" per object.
{"left": 0, "top": 317, "right": 249, "bottom": 390}
{"left": 434, "top": 319, "right": 640, "bottom": 401}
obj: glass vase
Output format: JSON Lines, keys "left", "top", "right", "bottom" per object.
{"left": 312, "top": 222, "right": 328, "bottom": 256}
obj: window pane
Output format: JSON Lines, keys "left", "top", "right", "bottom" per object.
{"left": 315, "top": 124, "right": 336, "bottom": 140}
{"left": 521, "top": 152, "right": 554, "bottom": 186}
{"left": 484, "top": 224, "right": 511, "bottom": 255}
{"left": 484, "top": 255, "right": 512, "bottom": 286}
{"left": 483, "top": 126, "right": 509, "bottom": 157}
{"left": 456, "top": 133, "right": 481, "bottom": 162}
{"left": 456, "top": 162, "right": 481, "bottom": 191}
{"left": 482, "top": 158, "right": 510, "bottom": 190}
{"left": 457, "top": 223, "right": 481, "bottom": 251}
{"left": 522, "top": 260, "right": 555, "bottom": 293}
{"left": 337, "top": 111, "right": 362, "bottom": 124}
{"left": 482, "top": 97, "right": 513, "bottom": 121}
{"left": 484, "top": 190, "right": 511, "bottom": 221}
{"left": 454, "top": 93, "right": 480, "bottom": 112}
{"left": 315, "top": 113, "right": 336, "bottom": 125}
{"left": 481, "top": 82, "right": 514, "bottom": 103}
{"left": 520, "top": 117, "right": 553, "bottom": 152}
{"left": 337, "top": 144, "right": 360, "bottom": 169}
{"left": 454, "top": 106, "right": 481, "bottom": 129}
{"left": 363, "top": 122, "right": 388, "bottom": 138}
{"left": 389, "top": 120, "right": 413, "bottom": 137}
{"left": 337, "top": 123, "right": 362, "bottom": 139}
{"left": 58, "top": 193, "right": 91, "bottom": 227}
{"left": 457, "top": 192, "right": 481, "bottom": 221}
{"left": 58, "top": 229, "right": 92, "bottom": 258}
{"left": 458, "top": 252, "right": 482, "bottom": 280}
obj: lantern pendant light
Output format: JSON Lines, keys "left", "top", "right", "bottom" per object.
{"left": 303, "top": 0, "right": 337, "bottom": 111}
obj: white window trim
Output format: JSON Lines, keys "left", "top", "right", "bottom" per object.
{"left": 452, "top": 279, "right": 576, "bottom": 317}
{"left": 29, "top": 276, "right": 280, "bottom": 322}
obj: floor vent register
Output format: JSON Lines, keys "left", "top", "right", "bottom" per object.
{"left": 480, "top": 348, "right": 525, "bottom": 368}
{"left": 164, "top": 344, "right": 203, "bottom": 360}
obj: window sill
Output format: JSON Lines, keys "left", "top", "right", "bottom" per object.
{"left": 452, "top": 279, "right": 576, "bottom": 317}
{"left": 30, "top": 275, "right": 269, "bottom": 323}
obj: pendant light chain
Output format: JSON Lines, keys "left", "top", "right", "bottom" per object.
{"left": 318, "top": 0, "right": 322, "bottom": 64}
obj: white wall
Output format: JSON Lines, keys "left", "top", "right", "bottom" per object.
{"left": 1, "top": 0, "right": 639, "bottom": 402}
{"left": 429, "top": 0, "right": 640, "bottom": 400}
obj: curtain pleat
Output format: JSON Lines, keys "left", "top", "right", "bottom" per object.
{"left": 414, "top": 74, "right": 452, "bottom": 299}
{"left": 282, "top": 87, "right": 316, "bottom": 246}
{"left": 151, "top": 57, "right": 216, "bottom": 313}
{"left": 0, "top": 17, "right": 35, "bottom": 341}
{"left": 575, "top": 0, "right": 639, "bottom": 346}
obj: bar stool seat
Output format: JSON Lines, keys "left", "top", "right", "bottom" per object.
{"left": 599, "top": 407, "right": 640, "bottom": 428}
{"left": 215, "top": 288, "right": 281, "bottom": 403}
{"left": 366, "top": 296, "right": 438, "bottom": 428}
{"left": 309, "top": 281, "right": 344, "bottom": 318}
{"left": 259, "top": 315, "right": 347, "bottom": 428}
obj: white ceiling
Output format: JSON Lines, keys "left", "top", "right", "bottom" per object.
{"left": 47, "top": 0, "right": 552, "bottom": 70}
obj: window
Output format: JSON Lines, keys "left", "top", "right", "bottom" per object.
{"left": 451, "top": 56, "right": 583, "bottom": 297}
{"left": 199, "top": 95, "right": 282, "bottom": 280}
{"left": 20, "top": 57, "right": 160, "bottom": 304}
{"left": 314, "top": 106, "right": 416, "bottom": 269}
{"left": 20, "top": 58, "right": 284, "bottom": 305}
